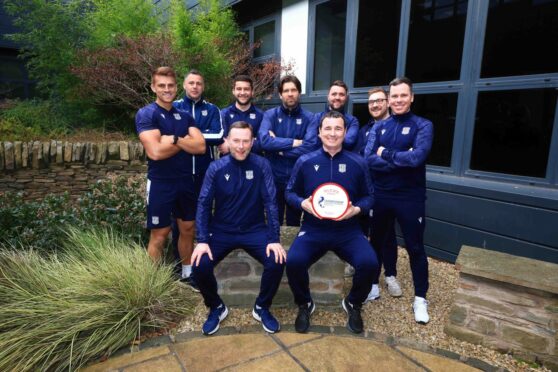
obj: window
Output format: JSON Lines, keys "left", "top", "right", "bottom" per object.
{"left": 406, "top": 0, "right": 468, "bottom": 83}
{"left": 243, "top": 16, "right": 280, "bottom": 62}
{"left": 481, "top": 0, "right": 558, "bottom": 78}
{"left": 413, "top": 93, "right": 458, "bottom": 167}
{"left": 470, "top": 88, "right": 557, "bottom": 178}
{"left": 354, "top": 0, "right": 401, "bottom": 87}
{"left": 312, "top": 0, "right": 347, "bottom": 91}
{"left": 0, "top": 54, "right": 34, "bottom": 99}
{"left": 253, "top": 20, "right": 276, "bottom": 59}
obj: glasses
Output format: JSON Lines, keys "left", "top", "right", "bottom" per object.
{"left": 368, "top": 98, "right": 387, "bottom": 105}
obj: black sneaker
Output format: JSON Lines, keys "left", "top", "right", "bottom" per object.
{"left": 295, "top": 301, "right": 315, "bottom": 333}
{"left": 342, "top": 298, "right": 363, "bottom": 334}
{"left": 180, "top": 275, "right": 200, "bottom": 293}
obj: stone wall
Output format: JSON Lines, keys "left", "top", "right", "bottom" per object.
{"left": 215, "top": 226, "right": 345, "bottom": 307}
{"left": 445, "top": 245, "right": 558, "bottom": 371}
{"left": 0, "top": 140, "right": 147, "bottom": 199}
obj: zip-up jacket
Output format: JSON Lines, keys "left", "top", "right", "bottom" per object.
{"left": 363, "top": 111, "right": 433, "bottom": 201}
{"left": 353, "top": 117, "right": 387, "bottom": 156}
{"left": 196, "top": 153, "right": 280, "bottom": 244}
{"left": 173, "top": 96, "right": 223, "bottom": 175}
{"left": 286, "top": 148, "right": 374, "bottom": 230}
{"left": 259, "top": 105, "right": 319, "bottom": 184}
{"left": 135, "top": 102, "right": 195, "bottom": 180}
{"left": 221, "top": 103, "right": 264, "bottom": 154}
{"left": 314, "top": 104, "right": 360, "bottom": 151}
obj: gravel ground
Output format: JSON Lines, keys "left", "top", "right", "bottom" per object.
{"left": 177, "top": 249, "right": 548, "bottom": 372}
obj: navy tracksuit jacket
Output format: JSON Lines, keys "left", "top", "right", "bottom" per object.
{"left": 220, "top": 103, "right": 264, "bottom": 154}
{"left": 364, "top": 111, "right": 433, "bottom": 297}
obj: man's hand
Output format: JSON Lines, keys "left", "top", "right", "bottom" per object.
{"left": 377, "top": 146, "right": 385, "bottom": 156}
{"left": 266, "top": 243, "right": 287, "bottom": 264}
{"left": 191, "top": 243, "right": 213, "bottom": 266}
{"left": 301, "top": 197, "right": 321, "bottom": 219}
{"left": 161, "top": 135, "right": 175, "bottom": 144}
{"left": 218, "top": 142, "right": 229, "bottom": 154}
{"left": 293, "top": 139, "right": 303, "bottom": 147}
{"left": 334, "top": 202, "right": 361, "bottom": 221}
{"left": 269, "top": 130, "right": 276, "bottom": 138}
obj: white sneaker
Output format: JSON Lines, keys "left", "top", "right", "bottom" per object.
{"left": 413, "top": 296, "right": 429, "bottom": 324}
{"left": 385, "top": 276, "right": 402, "bottom": 297}
{"left": 364, "top": 284, "right": 380, "bottom": 303}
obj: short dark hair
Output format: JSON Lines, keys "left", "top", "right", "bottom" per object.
{"left": 278, "top": 75, "right": 301, "bottom": 94}
{"left": 228, "top": 121, "right": 254, "bottom": 137}
{"left": 368, "top": 87, "right": 387, "bottom": 98}
{"left": 185, "top": 69, "right": 204, "bottom": 81}
{"left": 319, "top": 110, "right": 346, "bottom": 129}
{"left": 151, "top": 66, "right": 176, "bottom": 85}
{"left": 233, "top": 75, "right": 253, "bottom": 89}
{"left": 389, "top": 77, "right": 413, "bottom": 94}
{"left": 330, "top": 80, "right": 348, "bottom": 93}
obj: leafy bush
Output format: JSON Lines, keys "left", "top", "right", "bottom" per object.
{"left": 0, "top": 192, "right": 80, "bottom": 252}
{"left": 0, "top": 174, "right": 148, "bottom": 253}
{"left": 0, "top": 99, "right": 73, "bottom": 140}
{"left": 78, "top": 174, "right": 148, "bottom": 244}
{"left": 0, "top": 227, "right": 195, "bottom": 371}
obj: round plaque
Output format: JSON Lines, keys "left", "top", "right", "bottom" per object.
{"left": 310, "top": 182, "right": 350, "bottom": 220}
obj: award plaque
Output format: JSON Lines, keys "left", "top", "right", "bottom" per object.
{"left": 311, "top": 182, "right": 350, "bottom": 220}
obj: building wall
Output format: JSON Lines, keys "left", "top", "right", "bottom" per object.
{"left": 235, "top": 0, "right": 558, "bottom": 264}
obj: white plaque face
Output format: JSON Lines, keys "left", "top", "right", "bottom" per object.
{"left": 311, "top": 182, "right": 350, "bottom": 220}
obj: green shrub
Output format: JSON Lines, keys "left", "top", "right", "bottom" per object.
{"left": 0, "top": 174, "right": 148, "bottom": 253}
{"left": 78, "top": 174, "right": 148, "bottom": 244}
{"left": 0, "top": 192, "right": 80, "bottom": 253}
{"left": 0, "top": 227, "right": 194, "bottom": 371}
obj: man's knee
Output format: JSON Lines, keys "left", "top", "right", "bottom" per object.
{"left": 192, "top": 256, "right": 214, "bottom": 276}
{"left": 177, "top": 220, "right": 195, "bottom": 237}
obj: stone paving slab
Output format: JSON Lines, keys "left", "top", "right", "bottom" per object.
{"left": 82, "top": 329, "right": 499, "bottom": 372}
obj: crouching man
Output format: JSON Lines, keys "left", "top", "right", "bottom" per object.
{"left": 191, "top": 121, "right": 286, "bottom": 335}
{"left": 285, "top": 111, "right": 378, "bottom": 334}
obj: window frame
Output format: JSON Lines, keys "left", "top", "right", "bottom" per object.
{"left": 242, "top": 13, "right": 282, "bottom": 64}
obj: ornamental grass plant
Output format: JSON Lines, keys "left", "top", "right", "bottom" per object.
{"left": 0, "top": 227, "right": 195, "bottom": 371}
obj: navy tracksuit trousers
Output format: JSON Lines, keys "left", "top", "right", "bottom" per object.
{"left": 370, "top": 197, "right": 429, "bottom": 298}
{"left": 370, "top": 224, "right": 398, "bottom": 284}
{"left": 275, "top": 182, "right": 302, "bottom": 227}
{"left": 192, "top": 231, "right": 285, "bottom": 309}
{"left": 286, "top": 226, "right": 378, "bottom": 306}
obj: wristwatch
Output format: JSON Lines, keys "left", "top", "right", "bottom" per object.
{"left": 173, "top": 135, "right": 179, "bottom": 145}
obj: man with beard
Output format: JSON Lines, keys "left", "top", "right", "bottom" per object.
{"left": 364, "top": 77, "right": 433, "bottom": 324}
{"left": 355, "top": 87, "right": 402, "bottom": 302}
{"left": 219, "top": 75, "right": 264, "bottom": 155}
{"left": 259, "top": 75, "right": 318, "bottom": 226}
{"left": 315, "top": 80, "right": 360, "bottom": 151}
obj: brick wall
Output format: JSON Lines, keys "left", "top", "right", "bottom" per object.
{"left": 216, "top": 227, "right": 345, "bottom": 307}
{"left": 0, "top": 140, "right": 147, "bottom": 199}
{"left": 445, "top": 246, "right": 558, "bottom": 371}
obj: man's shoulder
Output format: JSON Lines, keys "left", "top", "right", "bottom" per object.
{"left": 410, "top": 112, "right": 433, "bottom": 127}
{"left": 137, "top": 102, "right": 157, "bottom": 115}
{"left": 249, "top": 153, "right": 271, "bottom": 169}
{"left": 202, "top": 99, "right": 220, "bottom": 112}
{"left": 298, "top": 149, "right": 322, "bottom": 165}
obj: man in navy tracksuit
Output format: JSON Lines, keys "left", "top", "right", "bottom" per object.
{"left": 355, "top": 87, "right": 401, "bottom": 302}
{"left": 191, "top": 121, "right": 286, "bottom": 336}
{"left": 259, "top": 75, "right": 318, "bottom": 226}
{"left": 286, "top": 110, "right": 378, "bottom": 334}
{"left": 171, "top": 69, "right": 224, "bottom": 289}
{"left": 363, "top": 77, "right": 433, "bottom": 324}
{"left": 135, "top": 67, "right": 205, "bottom": 264}
{"left": 219, "top": 75, "right": 264, "bottom": 155}
{"left": 314, "top": 80, "right": 360, "bottom": 151}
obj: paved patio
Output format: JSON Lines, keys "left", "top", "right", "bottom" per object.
{"left": 83, "top": 325, "right": 497, "bottom": 371}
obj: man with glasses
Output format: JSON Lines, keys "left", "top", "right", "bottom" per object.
{"left": 355, "top": 88, "right": 402, "bottom": 302}
{"left": 364, "top": 77, "right": 433, "bottom": 324}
